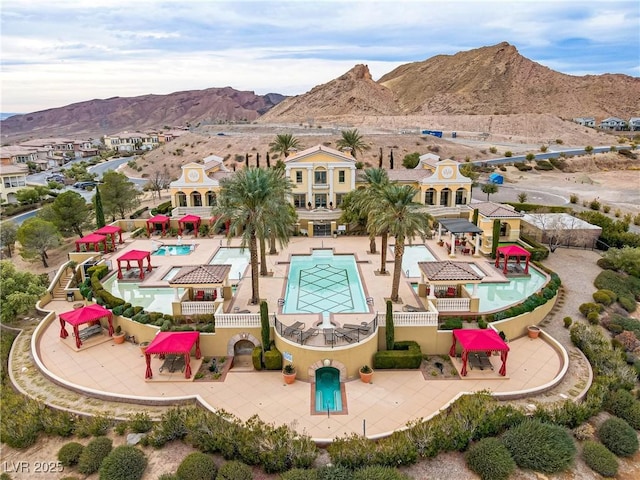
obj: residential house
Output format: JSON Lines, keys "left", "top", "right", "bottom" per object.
{"left": 599, "top": 117, "right": 627, "bottom": 130}
{"left": 19, "top": 138, "right": 98, "bottom": 163}
{"left": 0, "top": 145, "right": 42, "bottom": 168}
{"left": 0, "top": 164, "right": 28, "bottom": 204}
{"left": 573, "top": 117, "right": 595, "bottom": 128}
{"left": 629, "top": 117, "right": 640, "bottom": 131}
{"left": 521, "top": 213, "right": 601, "bottom": 249}
{"left": 103, "top": 131, "right": 160, "bottom": 152}
{"left": 471, "top": 202, "right": 524, "bottom": 256}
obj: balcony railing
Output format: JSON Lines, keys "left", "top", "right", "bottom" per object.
{"left": 377, "top": 304, "right": 439, "bottom": 327}
{"left": 181, "top": 301, "right": 217, "bottom": 315}
{"left": 434, "top": 297, "right": 470, "bottom": 312}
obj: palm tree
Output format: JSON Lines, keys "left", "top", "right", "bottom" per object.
{"left": 369, "top": 184, "right": 432, "bottom": 302}
{"left": 212, "top": 167, "right": 294, "bottom": 304}
{"left": 357, "top": 168, "right": 390, "bottom": 264}
{"left": 336, "top": 129, "right": 370, "bottom": 159}
{"left": 269, "top": 133, "right": 302, "bottom": 158}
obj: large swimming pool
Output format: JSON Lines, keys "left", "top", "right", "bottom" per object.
{"left": 209, "top": 247, "right": 250, "bottom": 282}
{"left": 466, "top": 267, "right": 547, "bottom": 312}
{"left": 102, "top": 275, "right": 182, "bottom": 315}
{"left": 283, "top": 250, "right": 368, "bottom": 315}
{"left": 395, "top": 244, "right": 437, "bottom": 278}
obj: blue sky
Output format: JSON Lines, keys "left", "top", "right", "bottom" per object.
{"left": 1, "top": 0, "right": 639, "bottom": 113}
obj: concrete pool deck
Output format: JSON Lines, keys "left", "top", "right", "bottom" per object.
{"left": 16, "top": 234, "right": 570, "bottom": 441}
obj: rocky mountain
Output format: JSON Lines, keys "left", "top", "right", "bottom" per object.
{"left": 1, "top": 88, "right": 286, "bottom": 140}
{"left": 260, "top": 42, "right": 640, "bottom": 123}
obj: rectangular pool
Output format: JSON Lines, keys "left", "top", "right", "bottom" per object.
{"left": 283, "top": 250, "right": 368, "bottom": 315}
{"left": 394, "top": 244, "right": 437, "bottom": 278}
{"left": 152, "top": 245, "right": 194, "bottom": 256}
{"left": 466, "top": 267, "right": 547, "bottom": 313}
{"left": 102, "top": 275, "right": 182, "bottom": 315}
{"left": 209, "top": 247, "right": 250, "bottom": 282}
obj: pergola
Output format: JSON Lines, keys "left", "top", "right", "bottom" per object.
{"left": 437, "top": 218, "right": 483, "bottom": 256}
{"left": 495, "top": 245, "right": 530, "bottom": 274}
{"left": 59, "top": 304, "right": 114, "bottom": 348}
{"left": 75, "top": 233, "right": 109, "bottom": 252}
{"left": 449, "top": 328, "right": 509, "bottom": 376}
{"left": 116, "top": 250, "right": 153, "bottom": 279}
{"left": 178, "top": 214, "right": 201, "bottom": 237}
{"left": 417, "top": 260, "right": 482, "bottom": 299}
{"left": 146, "top": 215, "right": 170, "bottom": 236}
{"left": 144, "top": 331, "right": 201, "bottom": 379}
{"left": 94, "top": 225, "right": 124, "bottom": 247}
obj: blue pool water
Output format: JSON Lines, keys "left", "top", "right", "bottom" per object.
{"left": 102, "top": 276, "right": 182, "bottom": 315}
{"left": 315, "top": 367, "right": 342, "bottom": 412}
{"left": 395, "top": 244, "right": 437, "bottom": 277}
{"left": 152, "top": 245, "right": 194, "bottom": 256}
{"left": 466, "top": 267, "right": 547, "bottom": 312}
{"left": 209, "top": 247, "right": 250, "bottom": 282}
{"left": 283, "top": 250, "right": 368, "bottom": 315}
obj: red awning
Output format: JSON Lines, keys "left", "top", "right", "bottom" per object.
{"left": 178, "top": 214, "right": 201, "bottom": 237}
{"left": 75, "top": 233, "right": 109, "bottom": 252}
{"left": 116, "top": 249, "right": 152, "bottom": 279}
{"left": 495, "top": 245, "right": 531, "bottom": 274}
{"left": 146, "top": 215, "right": 170, "bottom": 236}
{"left": 449, "top": 329, "right": 509, "bottom": 377}
{"left": 59, "top": 304, "right": 113, "bottom": 348}
{"left": 144, "top": 331, "right": 201, "bottom": 379}
{"left": 94, "top": 225, "right": 124, "bottom": 245}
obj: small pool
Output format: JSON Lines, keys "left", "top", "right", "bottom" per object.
{"left": 283, "top": 250, "right": 368, "bottom": 315}
{"left": 102, "top": 275, "right": 183, "bottom": 315}
{"left": 162, "top": 267, "right": 181, "bottom": 281}
{"left": 394, "top": 244, "right": 437, "bottom": 278}
{"left": 153, "top": 245, "right": 194, "bottom": 256}
{"left": 315, "top": 367, "right": 342, "bottom": 413}
{"left": 466, "top": 267, "right": 547, "bottom": 312}
{"left": 209, "top": 247, "right": 250, "bottom": 281}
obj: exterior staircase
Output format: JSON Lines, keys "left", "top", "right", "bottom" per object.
{"left": 51, "top": 269, "right": 75, "bottom": 301}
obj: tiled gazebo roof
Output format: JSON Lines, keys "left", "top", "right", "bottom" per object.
{"left": 474, "top": 202, "right": 523, "bottom": 218}
{"left": 418, "top": 261, "right": 482, "bottom": 282}
{"left": 168, "top": 264, "right": 231, "bottom": 285}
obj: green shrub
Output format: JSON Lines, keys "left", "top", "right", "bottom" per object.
{"left": 563, "top": 317, "right": 573, "bottom": 328}
{"left": 58, "top": 441, "right": 85, "bottom": 467}
{"left": 589, "top": 199, "right": 601, "bottom": 211}
{"left": 352, "top": 466, "right": 411, "bottom": 480}
{"left": 158, "top": 475, "right": 179, "bottom": 480}
{"left": 40, "top": 407, "right": 75, "bottom": 437}
{"left": 465, "top": 437, "right": 516, "bottom": 480}
{"left": 605, "top": 389, "right": 640, "bottom": 430}
{"left": 177, "top": 452, "right": 217, "bottom": 480}
{"left": 593, "top": 290, "right": 614, "bottom": 306}
{"left": 252, "top": 346, "right": 263, "bottom": 370}
{"left": 373, "top": 341, "right": 422, "bottom": 369}
{"left": 598, "top": 417, "right": 639, "bottom": 456}
{"left": 74, "top": 414, "right": 112, "bottom": 437}
{"left": 439, "top": 317, "right": 463, "bottom": 330}
{"left": 98, "top": 445, "right": 147, "bottom": 480}
{"left": 145, "top": 408, "right": 189, "bottom": 448}
{"left": 579, "top": 302, "right": 603, "bottom": 317}
{"left": 513, "top": 162, "right": 531, "bottom": 171}
{"left": 316, "top": 465, "right": 353, "bottom": 480}
{"left": 534, "top": 160, "right": 553, "bottom": 170}
{"left": 582, "top": 440, "right": 618, "bottom": 477}
{"left": 569, "top": 193, "right": 579, "bottom": 203}
{"left": 280, "top": 469, "right": 317, "bottom": 480}
{"left": 77, "top": 437, "right": 113, "bottom": 475}
{"left": 619, "top": 296, "right": 637, "bottom": 312}
{"left": 587, "top": 311, "right": 600, "bottom": 325}
{"left": 128, "top": 412, "right": 153, "bottom": 433}
{"left": 502, "top": 419, "right": 576, "bottom": 473}
{"left": 216, "top": 460, "right": 252, "bottom": 480}
{"left": 264, "top": 348, "right": 283, "bottom": 370}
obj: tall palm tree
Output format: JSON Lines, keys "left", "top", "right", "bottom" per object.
{"left": 212, "top": 167, "right": 294, "bottom": 304}
{"left": 336, "top": 129, "right": 370, "bottom": 159}
{"left": 357, "top": 168, "right": 390, "bottom": 257}
{"left": 269, "top": 133, "right": 302, "bottom": 158}
{"left": 369, "top": 184, "right": 432, "bottom": 302}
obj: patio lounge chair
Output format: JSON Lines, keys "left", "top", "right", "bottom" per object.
{"left": 78, "top": 324, "right": 102, "bottom": 341}
{"left": 343, "top": 322, "right": 371, "bottom": 334}
{"left": 402, "top": 304, "right": 425, "bottom": 312}
{"left": 335, "top": 328, "right": 357, "bottom": 343}
{"left": 170, "top": 354, "right": 186, "bottom": 373}
{"left": 159, "top": 354, "right": 177, "bottom": 373}
{"left": 469, "top": 352, "right": 493, "bottom": 371}
{"left": 284, "top": 321, "right": 304, "bottom": 337}
{"left": 323, "top": 328, "right": 336, "bottom": 344}
{"left": 299, "top": 328, "right": 318, "bottom": 344}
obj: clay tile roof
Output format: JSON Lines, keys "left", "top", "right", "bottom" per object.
{"left": 473, "top": 202, "right": 523, "bottom": 218}
{"left": 386, "top": 169, "right": 432, "bottom": 182}
{"left": 168, "top": 264, "right": 231, "bottom": 285}
{"left": 418, "top": 261, "right": 482, "bottom": 281}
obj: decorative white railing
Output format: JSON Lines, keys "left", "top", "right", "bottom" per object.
{"left": 214, "top": 312, "right": 276, "bottom": 328}
{"left": 181, "top": 301, "right": 217, "bottom": 315}
{"left": 434, "top": 297, "right": 470, "bottom": 312}
{"left": 377, "top": 309, "right": 439, "bottom": 327}
{"left": 171, "top": 206, "right": 213, "bottom": 218}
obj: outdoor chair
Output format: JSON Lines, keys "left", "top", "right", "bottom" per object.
{"left": 323, "top": 329, "right": 336, "bottom": 344}
{"left": 343, "top": 322, "right": 371, "bottom": 334}
{"left": 195, "top": 290, "right": 205, "bottom": 301}
{"left": 335, "top": 328, "right": 356, "bottom": 343}
{"left": 299, "top": 328, "right": 318, "bottom": 344}
{"left": 78, "top": 324, "right": 102, "bottom": 341}
{"left": 469, "top": 352, "right": 493, "bottom": 371}
{"left": 462, "top": 247, "right": 471, "bottom": 255}
{"left": 159, "top": 354, "right": 178, "bottom": 373}
{"left": 445, "top": 287, "right": 456, "bottom": 297}
{"left": 284, "top": 321, "right": 304, "bottom": 337}
{"left": 402, "top": 304, "right": 425, "bottom": 312}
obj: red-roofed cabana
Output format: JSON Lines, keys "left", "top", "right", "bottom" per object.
{"left": 144, "top": 331, "right": 201, "bottom": 379}
{"left": 116, "top": 250, "right": 152, "bottom": 279}
{"left": 495, "top": 245, "right": 530, "bottom": 274}
{"left": 178, "top": 214, "right": 201, "bottom": 237}
{"left": 449, "top": 328, "right": 509, "bottom": 376}
{"left": 146, "top": 215, "right": 170, "bottom": 236}
{"left": 59, "top": 304, "right": 113, "bottom": 348}
{"left": 94, "top": 225, "right": 124, "bottom": 246}
{"left": 75, "top": 233, "right": 109, "bottom": 252}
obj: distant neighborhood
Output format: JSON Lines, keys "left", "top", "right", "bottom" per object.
{"left": 573, "top": 116, "right": 640, "bottom": 131}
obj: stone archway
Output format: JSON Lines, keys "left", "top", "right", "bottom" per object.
{"left": 308, "top": 359, "right": 347, "bottom": 382}
{"left": 226, "top": 333, "right": 260, "bottom": 357}
{"left": 227, "top": 333, "right": 261, "bottom": 370}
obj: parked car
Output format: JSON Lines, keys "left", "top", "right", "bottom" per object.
{"left": 46, "top": 174, "right": 65, "bottom": 182}
{"left": 73, "top": 181, "right": 98, "bottom": 190}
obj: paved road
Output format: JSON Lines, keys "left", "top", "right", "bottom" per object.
{"left": 471, "top": 145, "right": 630, "bottom": 166}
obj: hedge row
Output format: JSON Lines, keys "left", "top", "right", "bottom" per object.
{"left": 373, "top": 341, "right": 422, "bottom": 369}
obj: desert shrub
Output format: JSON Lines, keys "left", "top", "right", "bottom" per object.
{"left": 589, "top": 199, "right": 601, "bottom": 211}
{"left": 587, "top": 311, "right": 600, "bottom": 325}
{"left": 502, "top": 419, "right": 576, "bottom": 473}
{"left": 158, "top": 475, "right": 179, "bottom": 480}
{"left": 127, "top": 412, "right": 153, "bottom": 433}
{"left": 216, "top": 460, "right": 252, "bottom": 480}
{"left": 145, "top": 408, "right": 189, "bottom": 448}
{"left": 77, "top": 436, "right": 113, "bottom": 475}
{"left": 513, "top": 162, "right": 532, "bottom": 171}
{"left": 615, "top": 330, "right": 640, "bottom": 351}
{"left": 569, "top": 193, "right": 579, "bottom": 204}
{"left": 40, "top": 407, "right": 75, "bottom": 437}
{"left": 74, "top": 414, "right": 112, "bottom": 437}
{"left": 58, "top": 441, "right": 85, "bottom": 467}
{"left": 280, "top": 470, "right": 317, "bottom": 480}
{"left": 98, "top": 445, "right": 147, "bottom": 480}
{"left": 352, "top": 466, "right": 411, "bottom": 480}
{"left": 579, "top": 302, "right": 603, "bottom": 317}
{"left": 603, "top": 205, "right": 611, "bottom": 213}
{"left": 177, "top": 452, "right": 217, "bottom": 480}
{"left": 573, "top": 423, "right": 595, "bottom": 440}
{"left": 316, "top": 465, "right": 353, "bottom": 480}
{"left": 582, "top": 440, "right": 618, "bottom": 477}
{"left": 563, "top": 316, "right": 572, "bottom": 328}
{"left": 605, "top": 389, "right": 640, "bottom": 430}
{"left": 534, "top": 160, "right": 553, "bottom": 170}
{"left": 504, "top": 151, "right": 513, "bottom": 157}
{"left": 592, "top": 290, "right": 614, "bottom": 306}
{"left": 439, "top": 317, "right": 463, "bottom": 330}
{"left": 465, "top": 437, "right": 515, "bottom": 480}
{"left": 598, "top": 417, "right": 638, "bottom": 456}
{"left": 619, "top": 296, "right": 637, "bottom": 312}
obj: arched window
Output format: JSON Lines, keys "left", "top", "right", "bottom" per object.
{"left": 439, "top": 188, "right": 451, "bottom": 206}
{"left": 191, "top": 192, "right": 202, "bottom": 207}
{"left": 425, "top": 188, "right": 436, "bottom": 205}
{"left": 206, "top": 191, "right": 217, "bottom": 206}
{"left": 455, "top": 188, "right": 467, "bottom": 205}
{"left": 500, "top": 222, "right": 509, "bottom": 237}
{"left": 176, "top": 191, "right": 187, "bottom": 207}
